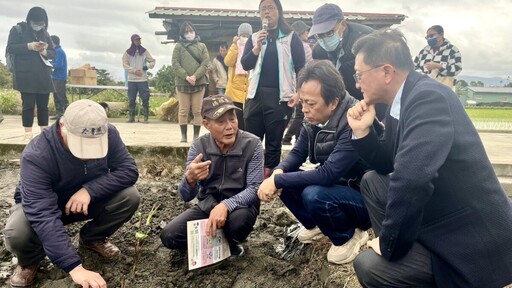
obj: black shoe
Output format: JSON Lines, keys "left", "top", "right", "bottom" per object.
{"left": 50, "top": 115, "right": 60, "bottom": 120}
{"left": 282, "top": 140, "right": 292, "bottom": 145}
{"left": 229, "top": 242, "right": 245, "bottom": 259}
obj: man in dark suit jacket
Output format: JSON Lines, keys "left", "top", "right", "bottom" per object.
{"left": 347, "top": 29, "right": 512, "bottom": 287}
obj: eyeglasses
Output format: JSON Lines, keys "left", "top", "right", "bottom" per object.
{"left": 425, "top": 33, "right": 439, "bottom": 39}
{"left": 353, "top": 64, "right": 385, "bottom": 83}
{"left": 314, "top": 30, "right": 336, "bottom": 40}
{"left": 259, "top": 5, "right": 277, "bottom": 13}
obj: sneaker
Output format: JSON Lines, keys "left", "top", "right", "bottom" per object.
{"left": 327, "top": 228, "right": 369, "bottom": 264}
{"left": 297, "top": 226, "right": 324, "bottom": 243}
{"left": 23, "top": 132, "right": 33, "bottom": 141}
{"left": 79, "top": 239, "right": 120, "bottom": 259}
{"left": 10, "top": 264, "right": 38, "bottom": 287}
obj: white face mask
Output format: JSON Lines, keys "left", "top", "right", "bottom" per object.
{"left": 238, "top": 36, "right": 248, "bottom": 45}
{"left": 184, "top": 32, "right": 196, "bottom": 41}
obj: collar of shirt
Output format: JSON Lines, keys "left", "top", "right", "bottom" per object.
{"left": 390, "top": 80, "right": 406, "bottom": 120}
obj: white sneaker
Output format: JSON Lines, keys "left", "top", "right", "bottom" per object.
{"left": 297, "top": 226, "right": 324, "bottom": 243}
{"left": 23, "top": 132, "right": 33, "bottom": 141}
{"left": 327, "top": 228, "right": 369, "bottom": 264}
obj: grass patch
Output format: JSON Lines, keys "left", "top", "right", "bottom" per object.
{"left": 465, "top": 108, "right": 512, "bottom": 121}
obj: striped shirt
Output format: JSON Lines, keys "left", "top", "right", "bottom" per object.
{"left": 178, "top": 137, "right": 263, "bottom": 212}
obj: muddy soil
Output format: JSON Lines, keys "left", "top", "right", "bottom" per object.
{"left": 0, "top": 159, "right": 362, "bottom": 288}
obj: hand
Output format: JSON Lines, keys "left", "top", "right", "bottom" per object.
{"left": 232, "top": 36, "right": 240, "bottom": 43}
{"left": 65, "top": 188, "right": 91, "bottom": 216}
{"left": 27, "top": 42, "right": 40, "bottom": 51}
{"left": 40, "top": 49, "right": 48, "bottom": 57}
{"left": 135, "top": 69, "right": 143, "bottom": 77}
{"left": 185, "top": 153, "right": 211, "bottom": 186}
{"left": 257, "top": 174, "right": 280, "bottom": 202}
{"left": 347, "top": 100, "right": 376, "bottom": 138}
{"left": 69, "top": 265, "right": 107, "bottom": 288}
{"left": 206, "top": 203, "right": 228, "bottom": 238}
{"left": 424, "top": 62, "right": 441, "bottom": 71}
{"left": 253, "top": 29, "right": 267, "bottom": 51}
{"left": 367, "top": 237, "right": 381, "bottom": 256}
{"left": 287, "top": 92, "right": 299, "bottom": 108}
{"left": 186, "top": 75, "right": 196, "bottom": 86}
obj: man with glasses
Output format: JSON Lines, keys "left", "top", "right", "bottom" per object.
{"left": 414, "top": 25, "right": 462, "bottom": 89}
{"left": 348, "top": 29, "right": 512, "bottom": 287}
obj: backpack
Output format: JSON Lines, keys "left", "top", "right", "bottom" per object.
{"left": 5, "top": 24, "right": 23, "bottom": 73}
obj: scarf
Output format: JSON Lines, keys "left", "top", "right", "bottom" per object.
{"left": 235, "top": 39, "right": 248, "bottom": 75}
{"left": 126, "top": 44, "right": 146, "bottom": 57}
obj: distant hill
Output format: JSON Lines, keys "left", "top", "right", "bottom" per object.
{"left": 457, "top": 75, "right": 511, "bottom": 87}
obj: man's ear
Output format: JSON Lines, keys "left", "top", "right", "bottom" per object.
{"left": 383, "top": 64, "right": 395, "bottom": 84}
{"left": 202, "top": 118, "right": 210, "bottom": 131}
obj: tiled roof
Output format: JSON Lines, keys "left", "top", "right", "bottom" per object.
{"left": 147, "top": 7, "right": 406, "bottom": 22}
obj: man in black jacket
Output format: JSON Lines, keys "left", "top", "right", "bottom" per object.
{"left": 3, "top": 99, "right": 140, "bottom": 288}
{"left": 347, "top": 29, "right": 512, "bottom": 287}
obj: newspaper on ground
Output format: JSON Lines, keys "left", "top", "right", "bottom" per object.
{"left": 187, "top": 219, "right": 231, "bottom": 270}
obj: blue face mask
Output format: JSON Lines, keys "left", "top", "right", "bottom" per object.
{"left": 30, "top": 22, "right": 45, "bottom": 32}
{"left": 427, "top": 37, "right": 437, "bottom": 47}
{"left": 318, "top": 33, "right": 341, "bottom": 52}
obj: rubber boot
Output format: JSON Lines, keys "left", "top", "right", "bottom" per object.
{"left": 128, "top": 107, "right": 135, "bottom": 123}
{"left": 143, "top": 106, "right": 149, "bottom": 123}
{"left": 180, "top": 125, "right": 187, "bottom": 143}
{"left": 193, "top": 125, "right": 201, "bottom": 140}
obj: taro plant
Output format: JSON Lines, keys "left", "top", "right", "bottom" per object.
{"left": 132, "top": 203, "right": 160, "bottom": 274}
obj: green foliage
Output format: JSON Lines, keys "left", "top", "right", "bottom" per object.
{"left": 465, "top": 107, "right": 512, "bottom": 121}
{"left": 505, "top": 82, "right": 512, "bottom": 88}
{"left": 0, "top": 90, "right": 21, "bottom": 113}
{"left": 470, "top": 80, "right": 485, "bottom": 87}
{"left": 150, "top": 65, "right": 176, "bottom": 95}
{"left": 96, "top": 68, "right": 117, "bottom": 86}
{"left": 456, "top": 79, "right": 468, "bottom": 88}
{"left": 132, "top": 204, "right": 160, "bottom": 273}
{"left": 0, "top": 60, "right": 13, "bottom": 88}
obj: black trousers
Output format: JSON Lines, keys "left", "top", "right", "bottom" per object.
{"left": 234, "top": 101, "right": 245, "bottom": 131}
{"left": 353, "top": 171, "right": 435, "bottom": 287}
{"left": 283, "top": 103, "right": 304, "bottom": 142}
{"left": 160, "top": 205, "right": 258, "bottom": 250}
{"left": 52, "top": 79, "right": 68, "bottom": 115}
{"left": 244, "top": 87, "right": 292, "bottom": 169}
{"left": 21, "top": 92, "right": 49, "bottom": 127}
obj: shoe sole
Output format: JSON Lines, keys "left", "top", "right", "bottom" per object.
{"left": 327, "top": 231, "right": 369, "bottom": 265}
{"left": 298, "top": 233, "right": 325, "bottom": 244}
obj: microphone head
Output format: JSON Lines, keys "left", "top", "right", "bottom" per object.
{"left": 262, "top": 19, "right": 268, "bottom": 29}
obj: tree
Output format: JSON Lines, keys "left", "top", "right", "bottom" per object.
{"left": 0, "top": 60, "right": 13, "bottom": 88}
{"left": 505, "top": 82, "right": 512, "bottom": 87}
{"left": 96, "top": 68, "right": 117, "bottom": 86}
{"left": 456, "top": 79, "right": 468, "bottom": 88}
{"left": 149, "top": 65, "right": 176, "bottom": 95}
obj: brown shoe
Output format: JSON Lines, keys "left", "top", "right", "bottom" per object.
{"left": 79, "top": 239, "right": 120, "bottom": 259}
{"left": 10, "top": 265, "right": 38, "bottom": 287}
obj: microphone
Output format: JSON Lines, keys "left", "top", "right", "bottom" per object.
{"left": 262, "top": 19, "right": 268, "bottom": 45}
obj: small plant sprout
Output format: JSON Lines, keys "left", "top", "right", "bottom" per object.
{"left": 132, "top": 203, "right": 160, "bottom": 274}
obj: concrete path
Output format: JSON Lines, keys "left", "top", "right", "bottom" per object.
{"left": 1, "top": 115, "right": 511, "bottom": 165}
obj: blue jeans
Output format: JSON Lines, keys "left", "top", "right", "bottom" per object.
{"left": 216, "top": 88, "right": 226, "bottom": 95}
{"left": 280, "top": 184, "right": 371, "bottom": 246}
{"left": 128, "top": 81, "right": 150, "bottom": 109}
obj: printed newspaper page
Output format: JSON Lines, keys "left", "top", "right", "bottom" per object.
{"left": 187, "top": 219, "right": 231, "bottom": 270}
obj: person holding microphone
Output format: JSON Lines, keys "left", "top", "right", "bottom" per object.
{"left": 241, "top": 0, "right": 305, "bottom": 178}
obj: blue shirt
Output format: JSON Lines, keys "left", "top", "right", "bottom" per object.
{"left": 51, "top": 45, "right": 67, "bottom": 80}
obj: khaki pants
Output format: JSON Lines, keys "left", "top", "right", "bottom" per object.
{"left": 177, "top": 87, "right": 205, "bottom": 126}
{"left": 436, "top": 76, "right": 455, "bottom": 88}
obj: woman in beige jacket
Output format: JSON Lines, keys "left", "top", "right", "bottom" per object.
{"left": 224, "top": 23, "right": 252, "bottom": 130}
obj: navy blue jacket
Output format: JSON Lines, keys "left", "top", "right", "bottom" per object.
{"left": 352, "top": 72, "right": 512, "bottom": 287}
{"left": 274, "top": 96, "right": 364, "bottom": 190}
{"left": 14, "top": 123, "right": 138, "bottom": 272}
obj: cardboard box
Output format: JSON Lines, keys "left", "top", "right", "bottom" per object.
{"left": 69, "top": 66, "right": 97, "bottom": 86}
{"left": 69, "top": 76, "right": 97, "bottom": 85}
{"left": 69, "top": 69, "right": 86, "bottom": 77}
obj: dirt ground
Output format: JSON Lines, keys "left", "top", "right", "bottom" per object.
{"left": 0, "top": 158, "right": 362, "bottom": 288}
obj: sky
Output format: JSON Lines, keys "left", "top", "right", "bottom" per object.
{"left": 1, "top": 0, "right": 511, "bottom": 82}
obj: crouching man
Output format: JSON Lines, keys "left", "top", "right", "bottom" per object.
{"left": 160, "top": 95, "right": 263, "bottom": 257}
{"left": 3, "top": 99, "right": 140, "bottom": 287}
{"left": 258, "top": 60, "right": 371, "bottom": 264}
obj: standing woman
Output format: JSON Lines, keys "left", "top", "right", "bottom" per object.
{"left": 224, "top": 23, "right": 253, "bottom": 130}
{"left": 6, "top": 6, "right": 55, "bottom": 140}
{"left": 172, "top": 21, "right": 210, "bottom": 143}
{"left": 242, "top": 0, "right": 305, "bottom": 178}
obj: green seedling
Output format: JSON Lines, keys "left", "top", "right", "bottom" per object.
{"left": 132, "top": 203, "right": 160, "bottom": 274}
